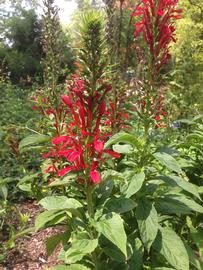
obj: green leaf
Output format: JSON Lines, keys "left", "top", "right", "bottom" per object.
{"left": 0, "top": 177, "right": 17, "bottom": 186}
{"left": 63, "top": 237, "right": 98, "bottom": 264}
{"left": 18, "top": 173, "right": 39, "bottom": 184}
{"left": 153, "top": 152, "right": 182, "bottom": 173}
{"left": 19, "top": 134, "right": 50, "bottom": 151}
{"left": 159, "top": 175, "right": 201, "bottom": 200}
{"left": 35, "top": 210, "right": 66, "bottom": 231}
{"left": 125, "top": 172, "right": 145, "bottom": 198}
{"left": 105, "top": 197, "right": 136, "bottom": 213}
{"left": 152, "top": 267, "right": 175, "bottom": 270}
{"left": 153, "top": 227, "right": 189, "bottom": 270}
{"left": 49, "top": 174, "right": 76, "bottom": 187}
{"left": 156, "top": 197, "right": 192, "bottom": 214}
{"left": 46, "top": 231, "right": 71, "bottom": 257}
{"left": 156, "top": 194, "right": 203, "bottom": 214}
{"left": 112, "top": 144, "right": 133, "bottom": 154}
{"left": 95, "top": 179, "right": 114, "bottom": 205}
{"left": 184, "top": 242, "right": 203, "bottom": 270}
{"left": 129, "top": 238, "right": 144, "bottom": 270}
{"left": 94, "top": 213, "right": 127, "bottom": 257}
{"left": 105, "top": 132, "right": 141, "bottom": 149}
{"left": 39, "top": 196, "right": 82, "bottom": 210}
{"left": 103, "top": 247, "right": 126, "bottom": 262}
{"left": 45, "top": 264, "right": 91, "bottom": 270}
{"left": 136, "top": 200, "right": 158, "bottom": 251}
{"left": 0, "top": 185, "right": 8, "bottom": 200}
{"left": 18, "top": 182, "right": 32, "bottom": 192}
{"left": 191, "top": 227, "right": 203, "bottom": 258}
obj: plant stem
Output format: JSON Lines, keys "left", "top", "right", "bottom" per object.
{"left": 86, "top": 185, "right": 94, "bottom": 217}
{"left": 85, "top": 185, "right": 99, "bottom": 270}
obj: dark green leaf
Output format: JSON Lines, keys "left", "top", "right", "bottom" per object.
{"left": 46, "top": 231, "right": 71, "bottom": 257}
{"left": 105, "top": 197, "right": 136, "bottom": 213}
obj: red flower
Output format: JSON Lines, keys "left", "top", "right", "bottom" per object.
{"left": 43, "top": 75, "right": 120, "bottom": 185}
{"left": 132, "top": 0, "right": 182, "bottom": 77}
{"left": 155, "top": 115, "right": 161, "bottom": 121}
{"left": 94, "top": 140, "right": 104, "bottom": 153}
{"left": 52, "top": 136, "right": 70, "bottom": 145}
{"left": 90, "top": 170, "right": 101, "bottom": 184}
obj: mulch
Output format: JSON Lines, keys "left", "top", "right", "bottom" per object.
{"left": 0, "top": 201, "right": 64, "bottom": 270}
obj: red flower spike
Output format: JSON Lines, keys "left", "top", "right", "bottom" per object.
{"left": 132, "top": 0, "right": 182, "bottom": 77}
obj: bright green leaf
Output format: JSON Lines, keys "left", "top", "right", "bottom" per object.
{"left": 39, "top": 196, "right": 82, "bottom": 210}
{"left": 112, "top": 144, "right": 133, "bottom": 154}
{"left": 159, "top": 175, "right": 201, "bottom": 200}
{"left": 153, "top": 152, "right": 182, "bottom": 173}
{"left": 35, "top": 210, "right": 66, "bottom": 231}
{"left": 153, "top": 227, "right": 189, "bottom": 270}
{"left": 94, "top": 213, "right": 127, "bottom": 257}
{"left": 64, "top": 238, "right": 98, "bottom": 264}
{"left": 105, "top": 132, "right": 141, "bottom": 149}
{"left": 136, "top": 200, "right": 158, "bottom": 251}
{"left": 19, "top": 134, "right": 50, "bottom": 151}
{"left": 125, "top": 172, "right": 145, "bottom": 198}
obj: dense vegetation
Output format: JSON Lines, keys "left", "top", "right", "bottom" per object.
{"left": 0, "top": 0, "right": 203, "bottom": 269}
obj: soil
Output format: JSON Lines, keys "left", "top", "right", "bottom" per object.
{"left": 0, "top": 201, "right": 64, "bottom": 270}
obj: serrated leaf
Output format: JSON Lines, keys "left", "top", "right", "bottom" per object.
{"left": 94, "top": 213, "right": 127, "bottom": 257}
{"left": 153, "top": 152, "right": 182, "bottom": 173}
{"left": 153, "top": 227, "right": 189, "bottom": 270}
{"left": 136, "top": 200, "right": 158, "bottom": 251}
{"left": 105, "top": 197, "right": 136, "bottom": 213}
{"left": 125, "top": 172, "right": 145, "bottom": 198}
{"left": 19, "top": 134, "right": 50, "bottom": 151}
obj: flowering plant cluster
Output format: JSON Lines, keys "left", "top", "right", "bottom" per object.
{"left": 132, "top": 0, "right": 182, "bottom": 80}
{"left": 41, "top": 74, "right": 121, "bottom": 185}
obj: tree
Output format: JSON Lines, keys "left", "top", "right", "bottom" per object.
{"left": 0, "top": 7, "right": 43, "bottom": 83}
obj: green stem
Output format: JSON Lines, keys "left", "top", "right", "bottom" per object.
{"left": 86, "top": 185, "right": 94, "bottom": 217}
{"left": 85, "top": 185, "right": 99, "bottom": 270}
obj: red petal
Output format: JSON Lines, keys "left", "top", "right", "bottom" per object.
{"left": 94, "top": 140, "right": 104, "bottom": 153}
{"left": 90, "top": 170, "right": 101, "bottom": 184}
{"left": 67, "top": 151, "right": 81, "bottom": 162}
{"left": 58, "top": 166, "right": 74, "bottom": 177}
{"left": 61, "top": 95, "right": 72, "bottom": 107}
{"left": 52, "top": 136, "right": 70, "bottom": 145}
{"left": 104, "top": 150, "right": 121, "bottom": 158}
